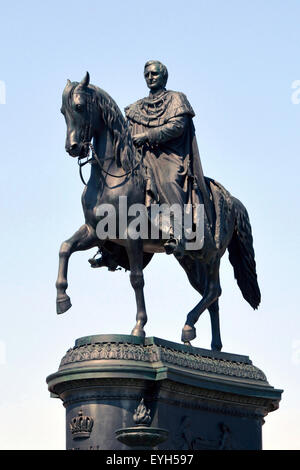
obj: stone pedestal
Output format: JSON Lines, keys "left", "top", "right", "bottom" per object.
{"left": 46, "top": 335, "right": 282, "bottom": 450}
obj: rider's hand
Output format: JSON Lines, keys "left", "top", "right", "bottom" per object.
{"left": 132, "top": 133, "right": 148, "bottom": 147}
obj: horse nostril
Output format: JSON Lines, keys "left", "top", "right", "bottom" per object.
{"left": 66, "top": 143, "right": 78, "bottom": 153}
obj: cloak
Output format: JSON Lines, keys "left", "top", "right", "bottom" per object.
{"left": 125, "top": 90, "right": 213, "bottom": 228}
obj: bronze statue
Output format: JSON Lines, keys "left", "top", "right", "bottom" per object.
{"left": 56, "top": 67, "right": 260, "bottom": 350}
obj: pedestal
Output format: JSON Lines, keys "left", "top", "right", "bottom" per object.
{"left": 46, "top": 335, "right": 282, "bottom": 450}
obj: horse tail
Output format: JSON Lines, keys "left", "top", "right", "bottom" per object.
{"left": 228, "top": 198, "right": 261, "bottom": 309}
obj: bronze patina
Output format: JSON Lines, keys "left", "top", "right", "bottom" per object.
{"left": 56, "top": 64, "right": 260, "bottom": 350}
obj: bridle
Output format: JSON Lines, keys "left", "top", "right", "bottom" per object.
{"left": 74, "top": 88, "right": 141, "bottom": 185}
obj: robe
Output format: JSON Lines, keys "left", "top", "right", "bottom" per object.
{"left": 125, "top": 89, "right": 213, "bottom": 233}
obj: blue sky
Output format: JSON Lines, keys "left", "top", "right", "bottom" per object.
{"left": 0, "top": 0, "right": 299, "bottom": 449}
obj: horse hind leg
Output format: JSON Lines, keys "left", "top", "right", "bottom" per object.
{"left": 178, "top": 256, "right": 223, "bottom": 350}
{"left": 56, "top": 224, "right": 98, "bottom": 314}
{"left": 180, "top": 257, "right": 222, "bottom": 348}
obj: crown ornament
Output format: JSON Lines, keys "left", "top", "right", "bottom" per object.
{"left": 70, "top": 410, "right": 94, "bottom": 439}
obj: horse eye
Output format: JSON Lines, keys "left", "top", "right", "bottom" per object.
{"left": 76, "top": 104, "right": 84, "bottom": 112}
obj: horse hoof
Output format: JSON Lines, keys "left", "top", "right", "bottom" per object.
{"left": 211, "top": 342, "right": 222, "bottom": 352}
{"left": 181, "top": 325, "right": 196, "bottom": 343}
{"left": 56, "top": 296, "right": 72, "bottom": 314}
{"left": 131, "top": 326, "right": 146, "bottom": 338}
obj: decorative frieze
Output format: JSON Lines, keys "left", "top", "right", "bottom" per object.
{"left": 59, "top": 340, "right": 267, "bottom": 383}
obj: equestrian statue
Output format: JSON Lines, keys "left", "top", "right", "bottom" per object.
{"left": 55, "top": 62, "right": 260, "bottom": 350}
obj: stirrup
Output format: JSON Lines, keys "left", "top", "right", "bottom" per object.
{"left": 164, "top": 238, "right": 177, "bottom": 255}
{"left": 164, "top": 238, "right": 185, "bottom": 258}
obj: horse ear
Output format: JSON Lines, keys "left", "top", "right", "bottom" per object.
{"left": 67, "top": 79, "right": 71, "bottom": 86}
{"left": 80, "top": 71, "right": 90, "bottom": 88}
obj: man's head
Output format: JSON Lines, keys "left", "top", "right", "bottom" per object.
{"left": 144, "top": 60, "right": 168, "bottom": 91}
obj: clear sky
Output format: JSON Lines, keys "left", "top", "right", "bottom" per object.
{"left": 0, "top": 0, "right": 299, "bottom": 450}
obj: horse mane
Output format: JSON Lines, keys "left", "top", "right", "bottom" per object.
{"left": 91, "top": 85, "right": 141, "bottom": 173}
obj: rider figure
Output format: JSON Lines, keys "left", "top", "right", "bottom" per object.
{"left": 125, "top": 60, "right": 210, "bottom": 256}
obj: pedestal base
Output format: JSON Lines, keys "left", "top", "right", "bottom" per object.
{"left": 46, "top": 335, "right": 282, "bottom": 450}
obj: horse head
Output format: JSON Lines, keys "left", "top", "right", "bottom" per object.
{"left": 61, "top": 72, "right": 136, "bottom": 172}
{"left": 61, "top": 72, "right": 101, "bottom": 158}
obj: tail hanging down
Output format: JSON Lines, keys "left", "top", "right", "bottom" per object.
{"left": 228, "top": 198, "right": 261, "bottom": 309}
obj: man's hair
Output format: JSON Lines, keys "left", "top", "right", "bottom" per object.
{"left": 144, "top": 60, "right": 168, "bottom": 87}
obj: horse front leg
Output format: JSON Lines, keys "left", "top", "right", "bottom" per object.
{"left": 126, "top": 238, "right": 147, "bottom": 338}
{"left": 56, "top": 224, "right": 98, "bottom": 314}
{"left": 181, "top": 257, "right": 222, "bottom": 345}
{"left": 209, "top": 299, "right": 222, "bottom": 351}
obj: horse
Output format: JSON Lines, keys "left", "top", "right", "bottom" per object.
{"left": 56, "top": 72, "right": 260, "bottom": 351}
